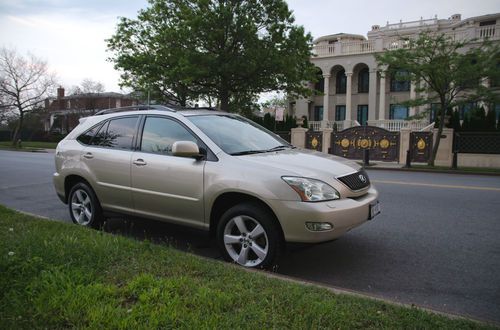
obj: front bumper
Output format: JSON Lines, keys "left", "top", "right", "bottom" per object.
{"left": 268, "top": 187, "right": 379, "bottom": 243}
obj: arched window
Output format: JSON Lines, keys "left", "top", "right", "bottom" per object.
{"left": 358, "top": 68, "right": 369, "bottom": 93}
{"left": 390, "top": 69, "right": 410, "bottom": 92}
{"left": 336, "top": 69, "right": 346, "bottom": 94}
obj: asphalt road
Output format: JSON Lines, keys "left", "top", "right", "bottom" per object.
{"left": 1, "top": 150, "right": 499, "bottom": 324}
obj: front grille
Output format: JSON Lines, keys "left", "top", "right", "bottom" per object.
{"left": 337, "top": 170, "right": 370, "bottom": 191}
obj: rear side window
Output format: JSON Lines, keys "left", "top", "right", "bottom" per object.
{"left": 77, "top": 123, "right": 102, "bottom": 145}
{"left": 140, "top": 116, "right": 197, "bottom": 155}
{"left": 101, "top": 117, "right": 138, "bottom": 149}
{"left": 86, "top": 116, "right": 138, "bottom": 150}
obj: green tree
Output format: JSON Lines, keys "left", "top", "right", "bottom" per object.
{"left": 376, "top": 32, "right": 499, "bottom": 166}
{"left": 107, "top": 0, "right": 316, "bottom": 112}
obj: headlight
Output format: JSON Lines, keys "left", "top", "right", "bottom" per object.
{"left": 282, "top": 177, "right": 340, "bottom": 202}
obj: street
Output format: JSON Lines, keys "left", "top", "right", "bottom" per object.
{"left": 0, "top": 150, "right": 499, "bottom": 324}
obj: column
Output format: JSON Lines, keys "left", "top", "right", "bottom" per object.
{"left": 368, "top": 69, "right": 377, "bottom": 122}
{"left": 378, "top": 72, "right": 386, "bottom": 120}
{"left": 290, "top": 127, "right": 308, "bottom": 148}
{"left": 345, "top": 72, "right": 353, "bottom": 121}
{"left": 419, "top": 82, "right": 427, "bottom": 115}
{"left": 322, "top": 74, "right": 331, "bottom": 127}
{"left": 409, "top": 81, "right": 417, "bottom": 116}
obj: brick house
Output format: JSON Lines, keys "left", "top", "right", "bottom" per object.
{"left": 43, "top": 87, "right": 139, "bottom": 133}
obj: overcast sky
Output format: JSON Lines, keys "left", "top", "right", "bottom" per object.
{"left": 0, "top": 0, "right": 498, "bottom": 93}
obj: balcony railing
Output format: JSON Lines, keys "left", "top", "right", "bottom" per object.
{"left": 309, "top": 120, "right": 349, "bottom": 131}
{"left": 313, "top": 25, "right": 500, "bottom": 58}
{"left": 308, "top": 119, "right": 430, "bottom": 132}
{"left": 366, "top": 119, "right": 430, "bottom": 131}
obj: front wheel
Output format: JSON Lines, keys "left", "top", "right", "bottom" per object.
{"left": 217, "top": 203, "right": 283, "bottom": 269}
{"left": 68, "top": 182, "right": 103, "bottom": 228}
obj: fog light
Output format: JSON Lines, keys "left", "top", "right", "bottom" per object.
{"left": 305, "top": 222, "right": 333, "bottom": 231}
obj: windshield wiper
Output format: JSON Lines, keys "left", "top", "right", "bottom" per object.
{"left": 230, "top": 150, "right": 267, "bottom": 156}
{"left": 266, "top": 145, "right": 295, "bottom": 152}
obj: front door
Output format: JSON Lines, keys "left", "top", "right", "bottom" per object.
{"left": 131, "top": 116, "right": 205, "bottom": 228}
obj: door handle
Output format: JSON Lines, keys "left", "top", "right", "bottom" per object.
{"left": 133, "top": 159, "right": 147, "bottom": 166}
{"left": 83, "top": 152, "right": 93, "bottom": 159}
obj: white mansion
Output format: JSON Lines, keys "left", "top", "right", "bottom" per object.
{"left": 292, "top": 13, "right": 500, "bottom": 131}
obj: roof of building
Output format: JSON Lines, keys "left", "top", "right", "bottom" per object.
{"left": 61, "top": 92, "right": 137, "bottom": 100}
{"left": 313, "top": 33, "right": 366, "bottom": 44}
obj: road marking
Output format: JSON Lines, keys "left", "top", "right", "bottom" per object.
{"left": 371, "top": 179, "right": 500, "bottom": 192}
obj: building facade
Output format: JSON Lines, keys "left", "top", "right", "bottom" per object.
{"left": 43, "top": 87, "right": 138, "bottom": 134}
{"left": 293, "top": 13, "right": 500, "bottom": 131}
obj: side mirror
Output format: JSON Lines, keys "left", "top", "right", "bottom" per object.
{"left": 172, "top": 141, "right": 201, "bottom": 158}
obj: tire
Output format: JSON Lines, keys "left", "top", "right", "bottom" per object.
{"left": 216, "top": 202, "right": 283, "bottom": 269}
{"left": 68, "top": 182, "right": 103, "bottom": 229}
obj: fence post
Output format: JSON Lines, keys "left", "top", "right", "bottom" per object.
{"left": 290, "top": 127, "right": 308, "bottom": 148}
{"left": 405, "top": 150, "right": 412, "bottom": 168}
{"left": 320, "top": 128, "right": 333, "bottom": 154}
{"left": 363, "top": 149, "right": 370, "bottom": 166}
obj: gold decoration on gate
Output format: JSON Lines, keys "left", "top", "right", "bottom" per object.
{"left": 379, "top": 138, "right": 390, "bottom": 149}
{"left": 417, "top": 138, "right": 426, "bottom": 150}
{"left": 341, "top": 138, "right": 350, "bottom": 148}
{"left": 311, "top": 137, "right": 319, "bottom": 148}
{"left": 359, "top": 139, "right": 370, "bottom": 148}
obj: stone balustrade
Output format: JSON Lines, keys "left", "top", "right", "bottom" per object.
{"left": 313, "top": 25, "right": 500, "bottom": 58}
{"left": 366, "top": 119, "right": 430, "bottom": 131}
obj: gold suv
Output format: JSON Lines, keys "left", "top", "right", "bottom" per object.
{"left": 54, "top": 105, "right": 380, "bottom": 268}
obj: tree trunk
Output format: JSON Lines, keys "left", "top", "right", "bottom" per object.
{"left": 219, "top": 88, "right": 229, "bottom": 112}
{"left": 11, "top": 111, "right": 23, "bottom": 147}
{"left": 428, "top": 100, "right": 447, "bottom": 166}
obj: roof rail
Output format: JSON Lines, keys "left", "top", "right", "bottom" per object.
{"left": 94, "top": 105, "right": 176, "bottom": 116}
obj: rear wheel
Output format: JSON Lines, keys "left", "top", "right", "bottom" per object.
{"left": 68, "top": 182, "right": 103, "bottom": 228}
{"left": 217, "top": 203, "right": 283, "bottom": 269}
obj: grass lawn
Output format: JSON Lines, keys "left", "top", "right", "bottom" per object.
{"left": 0, "top": 141, "right": 58, "bottom": 151}
{"left": 0, "top": 205, "right": 492, "bottom": 329}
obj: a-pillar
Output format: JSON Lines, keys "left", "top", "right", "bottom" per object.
{"left": 368, "top": 69, "right": 377, "bottom": 121}
{"left": 378, "top": 72, "right": 386, "bottom": 120}
{"left": 345, "top": 72, "right": 353, "bottom": 122}
{"left": 322, "top": 74, "right": 331, "bottom": 127}
{"left": 320, "top": 128, "right": 333, "bottom": 154}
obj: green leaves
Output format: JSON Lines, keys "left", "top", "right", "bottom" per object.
{"left": 375, "top": 32, "right": 500, "bottom": 165}
{"left": 106, "top": 0, "right": 316, "bottom": 111}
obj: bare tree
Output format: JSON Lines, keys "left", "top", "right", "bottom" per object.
{"left": 81, "top": 78, "right": 105, "bottom": 94}
{"left": 0, "top": 47, "right": 56, "bottom": 145}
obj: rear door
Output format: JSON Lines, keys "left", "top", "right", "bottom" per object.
{"left": 80, "top": 116, "right": 139, "bottom": 214}
{"left": 131, "top": 115, "right": 205, "bottom": 228}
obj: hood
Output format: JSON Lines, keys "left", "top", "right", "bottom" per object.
{"left": 236, "top": 148, "right": 361, "bottom": 180}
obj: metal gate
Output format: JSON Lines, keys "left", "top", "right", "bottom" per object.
{"left": 331, "top": 126, "right": 399, "bottom": 161}
{"left": 305, "top": 131, "right": 323, "bottom": 151}
{"left": 410, "top": 132, "right": 433, "bottom": 162}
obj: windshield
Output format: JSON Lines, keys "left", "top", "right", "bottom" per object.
{"left": 189, "top": 114, "right": 292, "bottom": 155}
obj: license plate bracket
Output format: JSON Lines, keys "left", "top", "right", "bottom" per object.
{"left": 369, "top": 201, "right": 381, "bottom": 220}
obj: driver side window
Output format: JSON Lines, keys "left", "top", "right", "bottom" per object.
{"left": 140, "top": 116, "right": 197, "bottom": 155}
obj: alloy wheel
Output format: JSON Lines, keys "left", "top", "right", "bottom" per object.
{"left": 223, "top": 215, "right": 269, "bottom": 267}
{"left": 71, "top": 189, "right": 93, "bottom": 226}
